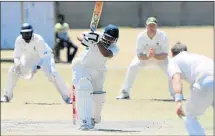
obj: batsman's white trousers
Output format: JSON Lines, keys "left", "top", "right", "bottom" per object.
{"left": 72, "top": 60, "right": 106, "bottom": 125}
{"left": 3, "top": 55, "right": 70, "bottom": 101}
{"left": 72, "top": 61, "right": 106, "bottom": 92}
{"left": 121, "top": 56, "right": 174, "bottom": 97}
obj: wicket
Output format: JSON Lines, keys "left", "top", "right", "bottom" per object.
{"left": 72, "top": 85, "right": 76, "bottom": 125}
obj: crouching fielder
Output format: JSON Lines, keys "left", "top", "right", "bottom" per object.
{"left": 1, "top": 23, "right": 72, "bottom": 104}
{"left": 168, "top": 42, "right": 213, "bottom": 136}
{"left": 72, "top": 24, "right": 119, "bottom": 130}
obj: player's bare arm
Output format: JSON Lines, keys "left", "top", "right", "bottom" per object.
{"left": 172, "top": 73, "right": 183, "bottom": 97}
{"left": 172, "top": 73, "right": 185, "bottom": 118}
{"left": 97, "top": 42, "right": 113, "bottom": 58}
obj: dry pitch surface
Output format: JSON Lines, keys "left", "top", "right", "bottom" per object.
{"left": 1, "top": 27, "right": 213, "bottom": 135}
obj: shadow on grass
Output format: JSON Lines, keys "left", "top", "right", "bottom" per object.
{"left": 1, "top": 59, "right": 13, "bottom": 63}
{"left": 94, "top": 128, "right": 141, "bottom": 133}
{"left": 25, "top": 102, "right": 62, "bottom": 105}
{"left": 150, "top": 98, "right": 186, "bottom": 102}
{"left": 1, "top": 59, "right": 69, "bottom": 64}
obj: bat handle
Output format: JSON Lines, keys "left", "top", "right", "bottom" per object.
{"left": 90, "top": 25, "right": 96, "bottom": 32}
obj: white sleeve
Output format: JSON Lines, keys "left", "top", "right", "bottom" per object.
{"left": 136, "top": 34, "right": 146, "bottom": 55}
{"left": 36, "top": 37, "right": 50, "bottom": 58}
{"left": 109, "top": 45, "right": 119, "bottom": 57}
{"left": 162, "top": 34, "right": 169, "bottom": 53}
{"left": 167, "top": 59, "right": 182, "bottom": 79}
{"left": 13, "top": 37, "right": 23, "bottom": 59}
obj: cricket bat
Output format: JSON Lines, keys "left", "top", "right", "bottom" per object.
{"left": 90, "top": 2, "right": 104, "bottom": 32}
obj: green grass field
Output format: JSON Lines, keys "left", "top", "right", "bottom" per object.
{"left": 1, "top": 27, "right": 213, "bottom": 135}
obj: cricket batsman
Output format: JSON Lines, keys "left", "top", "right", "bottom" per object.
{"left": 73, "top": 24, "right": 119, "bottom": 130}
{"left": 1, "top": 23, "right": 72, "bottom": 104}
{"left": 117, "top": 17, "right": 178, "bottom": 100}
{"left": 167, "top": 42, "right": 213, "bottom": 136}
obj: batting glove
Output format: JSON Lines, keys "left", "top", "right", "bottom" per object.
{"left": 81, "top": 32, "right": 100, "bottom": 47}
{"left": 88, "top": 32, "right": 100, "bottom": 42}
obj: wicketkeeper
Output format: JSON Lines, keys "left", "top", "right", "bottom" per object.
{"left": 1, "top": 23, "right": 72, "bottom": 104}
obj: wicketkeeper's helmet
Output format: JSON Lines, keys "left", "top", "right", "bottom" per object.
{"left": 20, "top": 23, "right": 33, "bottom": 43}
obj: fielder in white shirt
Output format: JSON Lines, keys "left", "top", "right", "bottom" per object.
{"left": 168, "top": 42, "right": 213, "bottom": 136}
{"left": 117, "top": 17, "right": 178, "bottom": 100}
{"left": 1, "top": 23, "right": 72, "bottom": 104}
{"left": 72, "top": 24, "right": 119, "bottom": 130}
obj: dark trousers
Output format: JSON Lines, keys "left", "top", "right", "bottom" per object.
{"left": 54, "top": 39, "right": 78, "bottom": 63}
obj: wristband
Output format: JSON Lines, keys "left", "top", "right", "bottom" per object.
{"left": 175, "top": 93, "right": 183, "bottom": 102}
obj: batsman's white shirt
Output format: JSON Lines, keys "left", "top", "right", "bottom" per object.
{"left": 168, "top": 51, "right": 213, "bottom": 84}
{"left": 72, "top": 31, "right": 119, "bottom": 91}
{"left": 14, "top": 33, "right": 53, "bottom": 67}
{"left": 74, "top": 32, "right": 119, "bottom": 71}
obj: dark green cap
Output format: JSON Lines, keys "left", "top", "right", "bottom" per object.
{"left": 146, "top": 17, "right": 158, "bottom": 25}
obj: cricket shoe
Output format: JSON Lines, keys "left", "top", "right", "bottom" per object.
{"left": 116, "top": 91, "right": 130, "bottom": 100}
{"left": 79, "top": 119, "right": 96, "bottom": 131}
{"left": 65, "top": 97, "right": 72, "bottom": 104}
{"left": 90, "top": 118, "right": 97, "bottom": 129}
{"left": 1, "top": 95, "right": 10, "bottom": 103}
{"left": 79, "top": 124, "right": 92, "bottom": 131}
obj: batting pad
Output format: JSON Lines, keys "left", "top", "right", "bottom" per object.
{"left": 92, "top": 91, "right": 106, "bottom": 123}
{"left": 76, "top": 78, "right": 93, "bottom": 126}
